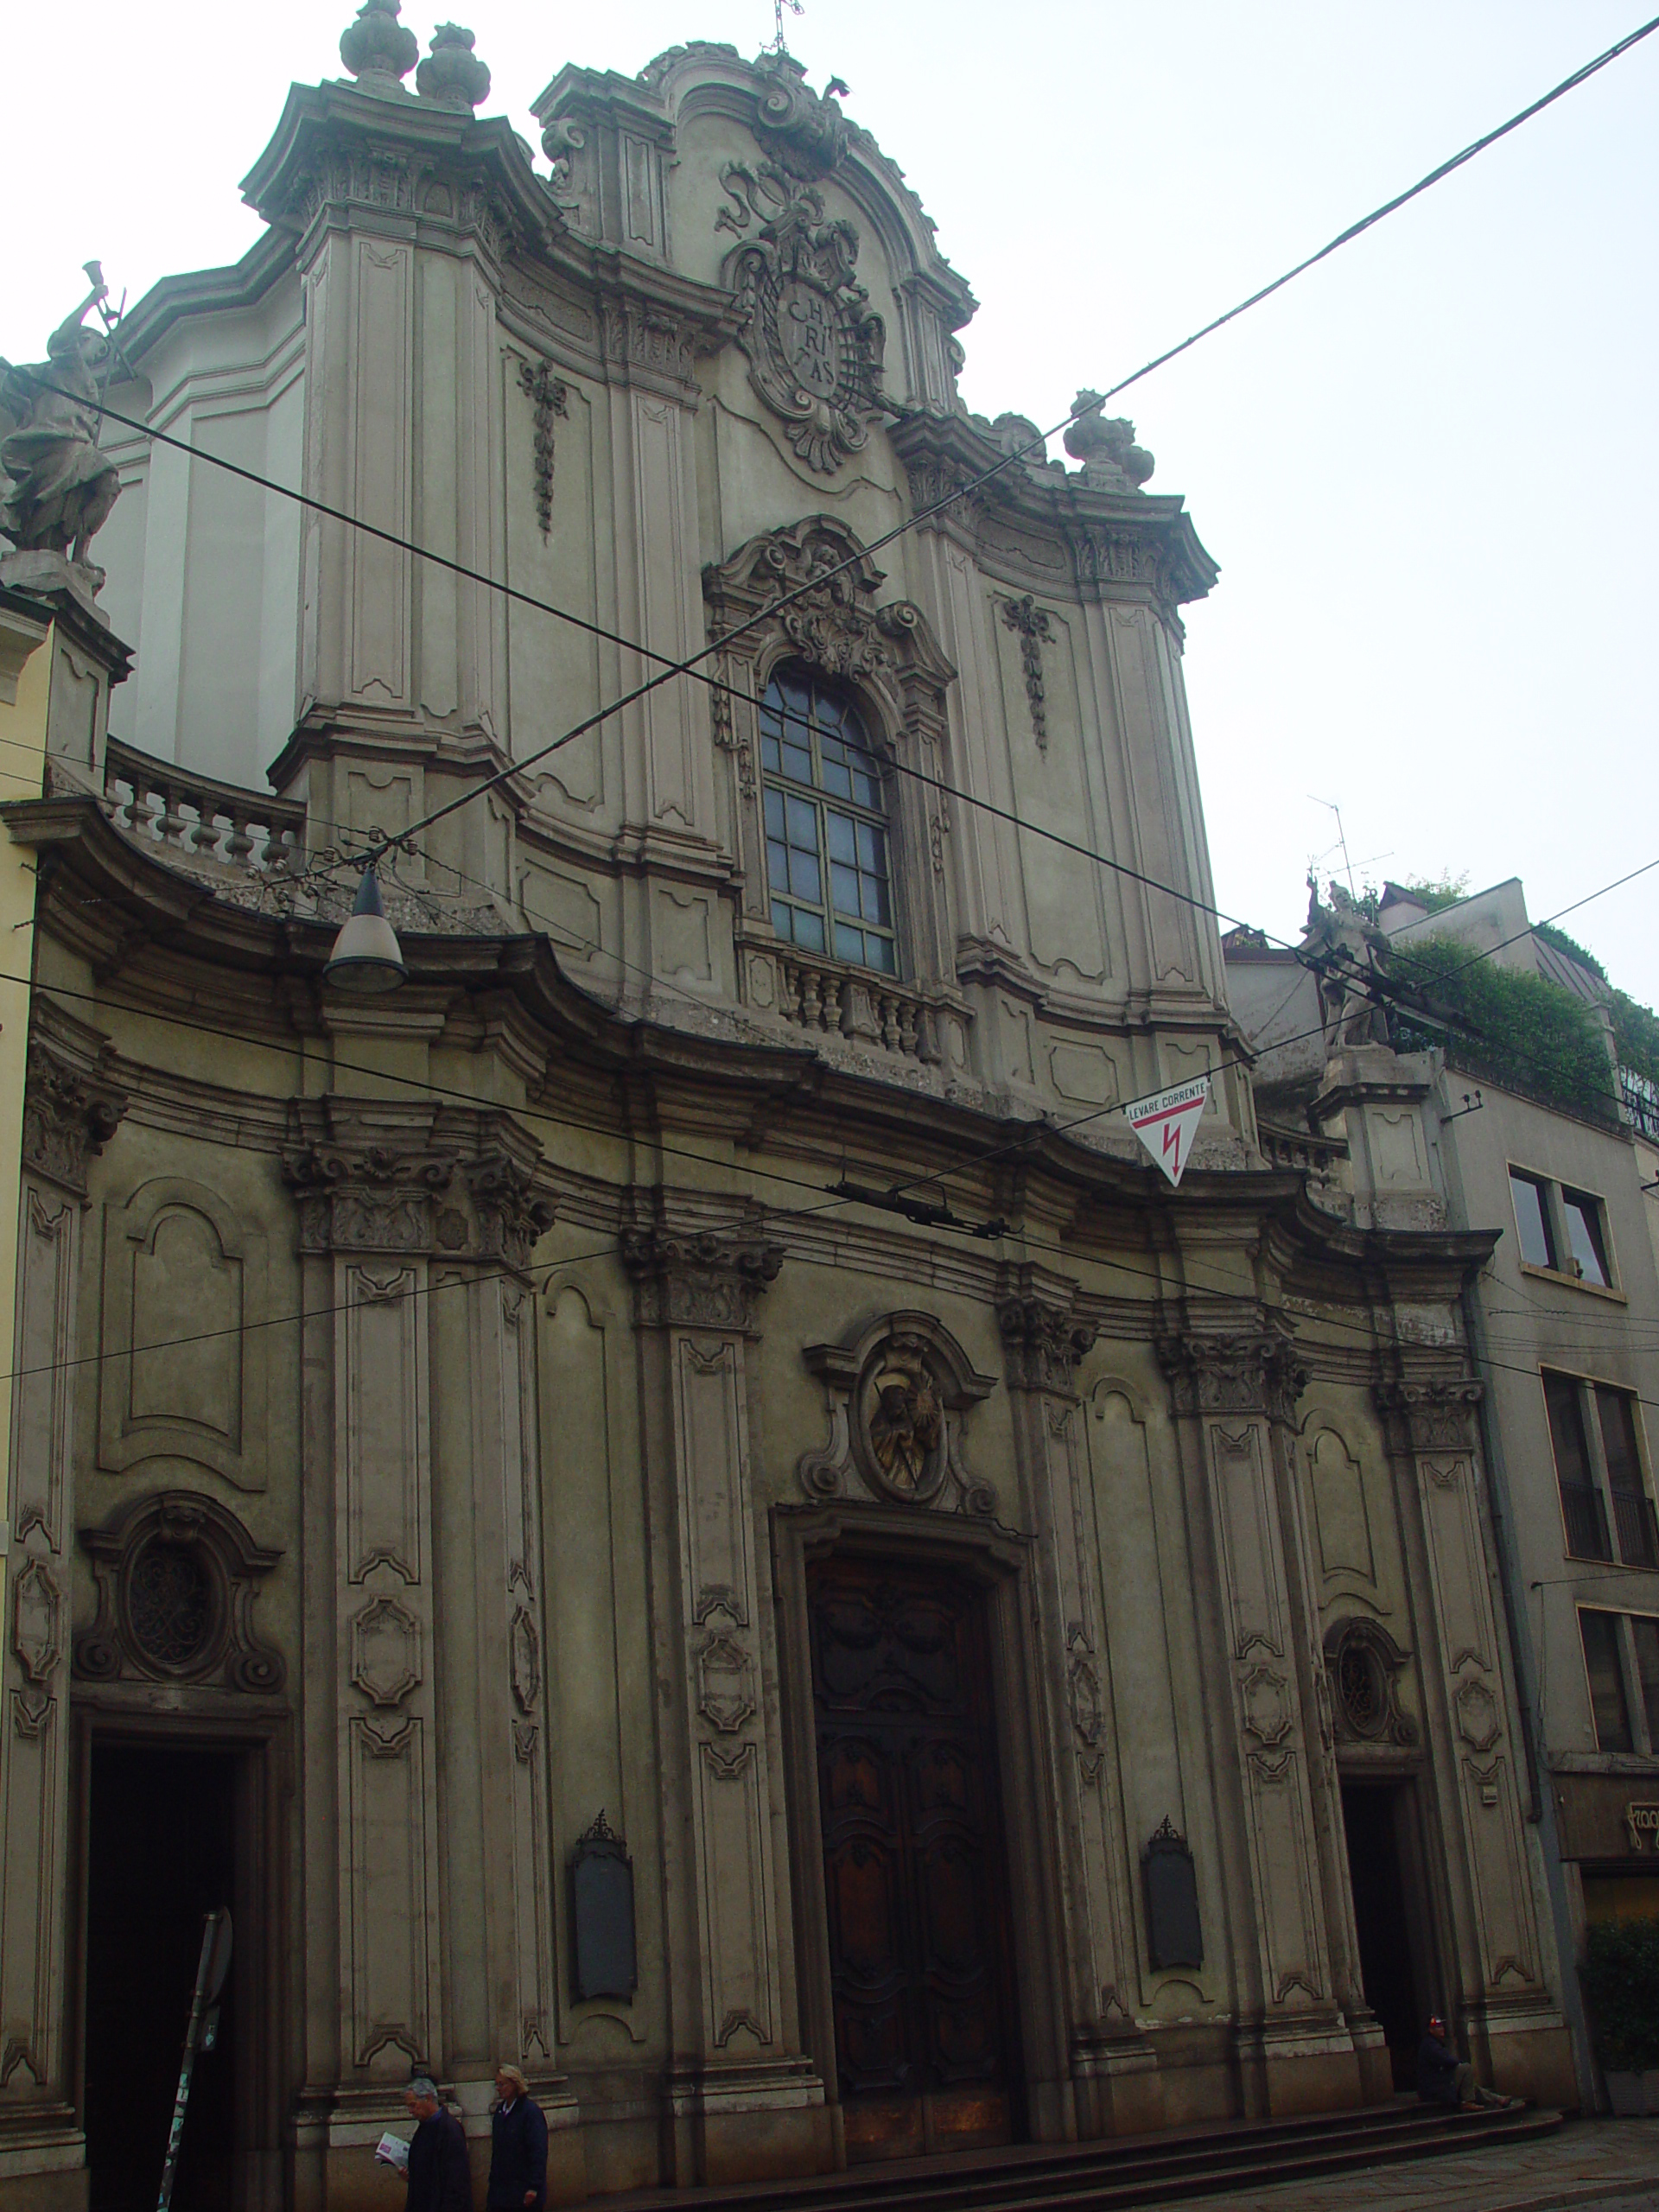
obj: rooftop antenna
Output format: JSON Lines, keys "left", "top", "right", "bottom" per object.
{"left": 763, "top": 0, "right": 804, "bottom": 54}
{"left": 1308, "top": 795, "right": 1357, "bottom": 897}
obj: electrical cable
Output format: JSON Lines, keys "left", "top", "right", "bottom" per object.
{"left": 4, "top": 936, "right": 1659, "bottom": 1418}
{"left": 37, "top": 7, "right": 1659, "bottom": 874}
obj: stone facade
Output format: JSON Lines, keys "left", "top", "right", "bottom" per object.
{"left": 0, "top": 23, "right": 1574, "bottom": 2211}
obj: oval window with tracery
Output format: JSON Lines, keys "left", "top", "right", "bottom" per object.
{"left": 128, "top": 1541, "right": 213, "bottom": 1670}
{"left": 1337, "top": 1639, "right": 1386, "bottom": 1737}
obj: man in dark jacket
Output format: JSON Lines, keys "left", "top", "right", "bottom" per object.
{"left": 488, "top": 2063, "right": 549, "bottom": 2212}
{"left": 403, "top": 2079, "right": 472, "bottom": 2212}
{"left": 1417, "top": 2016, "right": 1521, "bottom": 2110}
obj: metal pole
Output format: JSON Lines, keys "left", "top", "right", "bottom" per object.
{"left": 156, "top": 1907, "right": 232, "bottom": 2212}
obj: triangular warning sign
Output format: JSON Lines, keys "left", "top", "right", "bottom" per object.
{"left": 1124, "top": 1076, "right": 1211, "bottom": 1188}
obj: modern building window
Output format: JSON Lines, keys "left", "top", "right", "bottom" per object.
{"left": 1632, "top": 1617, "right": 1659, "bottom": 1751}
{"left": 1546, "top": 1370, "right": 1611, "bottom": 1561}
{"left": 1510, "top": 1170, "right": 1556, "bottom": 1271}
{"left": 1580, "top": 1608, "right": 1635, "bottom": 1752}
{"left": 1599, "top": 1384, "right": 1657, "bottom": 1570}
{"left": 1562, "top": 1187, "right": 1611, "bottom": 1287}
{"left": 760, "top": 669, "right": 897, "bottom": 975}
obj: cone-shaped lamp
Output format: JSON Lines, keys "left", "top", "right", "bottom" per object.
{"left": 322, "top": 865, "right": 408, "bottom": 993}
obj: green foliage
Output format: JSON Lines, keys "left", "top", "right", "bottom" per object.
{"left": 1395, "top": 874, "right": 1471, "bottom": 914}
{"left": 1612, "top": 988, "right": 1659, "bottom": 1089}
{"left": 1582, "top": 1917, "right": 1659, "bottom": 2073}
{"left": 1535, "top": 919, "right": 1608, "bottom": 981}
{"left": 1389, "top": 934, "right": 1617, "bottom": 1124}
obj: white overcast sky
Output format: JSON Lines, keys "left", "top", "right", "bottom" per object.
{"left": 6, "top": 3, "right": 1656, "bottom": 1002}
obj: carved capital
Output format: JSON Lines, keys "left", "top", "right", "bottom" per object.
{"left": 465, "top": 1151, "right": 557, "bottom": 1271}
{"left": 620, "top": 1227, "right": 782, "bottom": 1333}
{"left": 1374, "top": 1375, "right": 1484, "bottom": 1454}
{"left": 996, "top": 1293, "right": 1097, "bottom": 1396}
{"left": 21, "top": 1040, "right": 127, "bottom": 1195}
{"left": 282, "top": 1141, "right": 454, "bottom": 1256}
{"left": 1157, "top": 1331, "right": 1307, "bottom": 1424}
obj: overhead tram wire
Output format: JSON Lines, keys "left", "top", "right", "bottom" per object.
{"left": 7, "top": 853, "right": 1659, "bottom": 1413}
{"left": 32, "top": 4, "right": 1659, "bottom": 880}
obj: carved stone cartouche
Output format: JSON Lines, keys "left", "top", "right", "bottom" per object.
{"left": 75, "top": 1491, "right": 284, "bottom": 1694}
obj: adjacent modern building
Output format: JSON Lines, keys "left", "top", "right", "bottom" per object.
{"left": 1229, "top": 874, "right": 1659, "bottom": 2103}
{"left": 0, "top": 13, "right": 1578, "bottom": 2209}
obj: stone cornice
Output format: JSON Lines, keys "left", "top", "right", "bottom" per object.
{"left": 889, "top": 409, "right": 1218, "bottom": 613}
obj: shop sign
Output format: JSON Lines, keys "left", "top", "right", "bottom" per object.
{"left": 1624, "top": 1802, "right": 1659, "bottom": 1852}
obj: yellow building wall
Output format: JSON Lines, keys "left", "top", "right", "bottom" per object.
{"left": 0, "top": 602, "right": 52, "bottom": 1643}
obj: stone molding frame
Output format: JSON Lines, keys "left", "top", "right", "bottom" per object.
{"left": 796, "top": 1310, "right": 997, "bottom": 1514}
{"left": 74, "top": 1489, "right": 284, "bottom": 1694}
{"left": 768, "top": 1501, "right": 1059, "bottom": 2130}
{"left": 702, "top": 514, "right": 963, "bottom": 1002}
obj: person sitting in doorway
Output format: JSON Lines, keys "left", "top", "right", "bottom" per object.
{"left": 1416, "top": 2015, "right": 1524, "bottom": 2111}
{"left": 401, "top": 2077, "right": 472, "bottom": 2212}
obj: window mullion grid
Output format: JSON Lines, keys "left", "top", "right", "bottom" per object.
{"left": 1579, "top": 1376, "right": 1630, "bottom": 1567}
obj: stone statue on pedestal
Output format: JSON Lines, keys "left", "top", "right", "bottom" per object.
{"left": 0, "top": 267, "right": 123, "bottom": 581}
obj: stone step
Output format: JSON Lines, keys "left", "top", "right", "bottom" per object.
{"left": 598, "top": 2103, "right": 1563, "bottom": 2212}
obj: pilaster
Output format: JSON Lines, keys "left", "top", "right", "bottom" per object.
{"left": 282, "top": 1100, "right": 571, "bottom": 2196}
{"left": 1375, "top": 1372, "right": 1569, "bottom": 2101}
{"left": 1157, "top": 1326, "right": 1363, "bottom": 2114}
{"left": 0, "top": 1038, "right": 127, "bottom": 2198}
{"left": 996, "top": 1275, "right": 1159, "bottom": 2136}
{"left": 620, "top": 1220, "right": 828, "bottom": 2187}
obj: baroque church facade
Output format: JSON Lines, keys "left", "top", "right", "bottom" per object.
{"left": 0, "top": 13, "right": 1575, "bottom": 2208}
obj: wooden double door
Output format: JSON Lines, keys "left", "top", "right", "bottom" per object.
{"left": 807, "top": 1555, "right": 1021, "bottom": 2162}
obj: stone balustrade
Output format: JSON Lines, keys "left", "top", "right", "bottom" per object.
{"left": 1258, "top": 1119, "right": 1351, "bottom": 1212}
{"left": 767, "top": 949, "right": 937, "bottom": 1065}
{"left": 104, "top": 739, "right": 305, "bottom": 872}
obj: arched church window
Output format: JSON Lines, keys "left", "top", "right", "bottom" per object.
{"left": 760, "top": 668, "right": 896, "bottom": 975}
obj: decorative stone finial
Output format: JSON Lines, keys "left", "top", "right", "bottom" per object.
{"left": 416, "top": 23, "right": 491, "bottom": 111}
{"left": 1064, "top": 391, "right": 1154, "bottom": 490}
{"left": 340, "top": 0, "right": 419, "bottom": 93}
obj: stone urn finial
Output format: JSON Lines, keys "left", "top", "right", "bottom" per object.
{"left": 416, "top": 23, "right": 492, "bottom": 110}
{"left": 340, "top": 0, "right": 419, "bottom": 92}
{"left": 1063, "top": 391, "right": 1154, "bottom": 490}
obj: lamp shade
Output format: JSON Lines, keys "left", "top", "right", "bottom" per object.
{"left": 322, "top": 866, "right": 408, "bottom": 993}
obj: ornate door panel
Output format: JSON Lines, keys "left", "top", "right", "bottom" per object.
{"left": 809, "top": 1558, "right": 1019, "bottom": 2161}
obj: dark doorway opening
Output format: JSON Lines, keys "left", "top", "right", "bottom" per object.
{"left": 808, "top": 1554, "right": 1022, "bottom": 2164}
{"left": 86, "top": 1743, "right": 239, "bottom": 2212}
{"left": 1341, "top": 1781, "right": 1425, "bottom": 2090}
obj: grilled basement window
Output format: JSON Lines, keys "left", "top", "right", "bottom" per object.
{"left": 760, "top": 667, "right": 897, "bottom": 976}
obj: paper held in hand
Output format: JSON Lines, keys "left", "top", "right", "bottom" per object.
{"left": 374, "top": 2134, "right": 410, "bottom": 2171}
{"left": 1123, "top": 1076, "right": 1211, "bottom": 1188}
